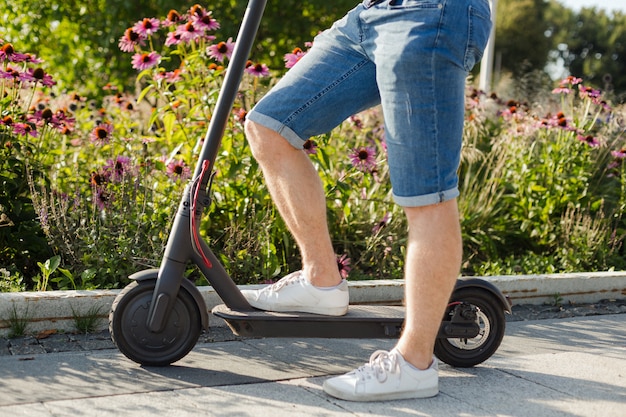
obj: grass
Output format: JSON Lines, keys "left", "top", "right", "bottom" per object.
{"left": 5, "top": 304, "right": 30, "bottom": 338}
{"left": 71, "top": 304, "right": 104, "bottom": 334}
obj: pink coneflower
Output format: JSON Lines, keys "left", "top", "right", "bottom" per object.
{"left": 0, "top": 66, "right": 21, "bottom": 81}
{"left": 336, "top": 254, "right": 352, "bottom": 279}
{"left": 165, "top": 32, "right": 184, "bottom": 47}
{"left": 207, "top": 38, "right": 234, "bottom": 62}
{"left": 118, "top": 28, "right": 146, "bottom": 52}
{"left": 133, "top": 18, "right": 160, "bottom": 37}
{"left": 577, "top": 134, "right": 600, "bottom": 147}
{"left": 578, "top": 84, "right": 601, "bottom": 100}
{"left": 162, "top": 9, "right": 182, "bottom": 27}
{"left": 552, "top": 75, "right": 583, "bottom": 95}
{"left": 245, "top": 61, "right": 270, "bottom": 77}
{"left": 154, "top": 68, "right": 183, "bottom": 83}
{"left": 89, "top": 123, "right": 113, "bottom": 145}
{"left": 175, "top": 22, "right": 203, "bottom": 42}
{"left": 611, "top": 148, "right": 626, "bottom": 159}
{"left": 131, "top": 51, "right": 161, "bottom": 70}
{"left": 166, "top": 159, "right": 191, "bottom": 181}
{"left": 24, "top": 67, "right": 56, "bottom": 87}
{"left": 0, "top": 43, "right": 28, "bottom": 63}
{"left": 302, "top": 139, "right": 318, "bottom": 155}
{"left": 551, "top": 86, "right": 571, "bottom": 95}
{"left": 30, "top": 107, "right": 61, "bottom": 129}
{"left": 284, "top": 47, "right": 307, "bottom": 69}
{"left": 191, "top": 10, "right": 220, "bottom": 31}
{"left": 349, "top": 146, "right": 377, "bottom": 172}
{"left": 94, "top": 188, "right": 112, "bottom": 210}
{"left": 372, "top": 212, "right": 391, "bottom": 234}
{"left": 12, "top": 122, "right": 38, "bottom": 138}
{"left": 104, "top": 156, "right": 133, "bottom": 182}
{"left": 0, "top": 115, "right": 13, "bottom": 127}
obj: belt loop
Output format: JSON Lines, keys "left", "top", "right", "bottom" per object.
{"left": 365, "top": 0, "right": 385, "bottom": 8}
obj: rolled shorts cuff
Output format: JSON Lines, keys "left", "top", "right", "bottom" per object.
{"left": 393, "top": 188, "right": 460, "bottom": 207}
{"left": 247, "top": 110, "right": 304, "bottom": 150}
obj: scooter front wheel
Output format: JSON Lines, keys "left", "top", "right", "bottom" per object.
{"left": 434, "top": 287, "right": 506, "bottom": 368}
{"left": 109, "top": 279, "right": 202, "bottom": 366}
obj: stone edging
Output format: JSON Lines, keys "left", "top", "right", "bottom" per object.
{"left": 1, "top": 271, "right": 625, "bottom": 336}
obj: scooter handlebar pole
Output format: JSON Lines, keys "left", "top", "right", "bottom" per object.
{"left": 194, "top": 0, "right": 268, "bottom": 181}
{"left": 147, "top": 0, "right": 267, "bottom": 332}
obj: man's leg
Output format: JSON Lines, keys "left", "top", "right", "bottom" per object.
{"left": 396, "top": 200, "right": 462, "bottom": 370}
{"left": 322, "top": 201, "right": 461, "bottom": 401}
{"left": 244, "top": 120, "right": 342, "bottom": 288}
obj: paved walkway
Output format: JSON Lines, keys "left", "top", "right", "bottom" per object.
{"left": 1, "top": 314, "right": 624, "bottom": 417}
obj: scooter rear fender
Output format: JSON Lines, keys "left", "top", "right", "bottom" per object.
{"left": 454, "top": 277, "right": 512, "bottom": 313}
{"left": 130, "top": 269, "right": 210, "bottom": 331}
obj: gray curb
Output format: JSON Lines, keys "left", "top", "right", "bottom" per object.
{"left": 1, "top": 271, "right": 625, "bottom": 336}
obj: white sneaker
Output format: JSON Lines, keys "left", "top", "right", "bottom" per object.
{"left": 240, "top": 271, "right": 349, "bottom": 316}
{"left": 323, "top": 349, "right": 439, "bottom": 401}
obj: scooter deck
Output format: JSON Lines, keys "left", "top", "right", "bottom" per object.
{"left": 212, "top": 304, "right": 405, "bottom": 339}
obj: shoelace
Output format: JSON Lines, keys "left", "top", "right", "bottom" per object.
{"left": 355, "top": 350, "right": 400, "bottom": 383}
{"left": 264, "top": 271, "right": 303, "bottom": 292}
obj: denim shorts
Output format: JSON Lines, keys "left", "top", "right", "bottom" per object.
{"left": 247, "top": 0, "right": 492, "bottom": 206}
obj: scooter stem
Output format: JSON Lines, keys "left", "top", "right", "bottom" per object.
{"left": 147, "top": 0, "right": 268, "bottom": 332}
{"left": 194, "top": 0, "right": 268, "bottom": 180}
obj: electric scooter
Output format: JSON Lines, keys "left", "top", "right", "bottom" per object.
{"left": 108, "top": 0, "right": 511, "bottom": 369}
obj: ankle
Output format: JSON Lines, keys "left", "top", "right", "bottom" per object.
{"left": 303, "top": 267, "right": 342, "bottom": 288}
{"left": 395, "top": 346, "right": 434, "bottom": 371}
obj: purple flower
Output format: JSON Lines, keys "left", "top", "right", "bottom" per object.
{"left": 24, "top": 67, "right": 56, "bottom": 87}
{"left": 133, "top": 18, "right": 160, "bottom": 37}
{"left": 104, "top": 156, "right": 133, "bottom": 182}
{"left": 611, "top": 148, "right": 626, "bottom": 159}
{"left": 94, "top": 188, "right": 112, "bottom": 210}
{"left": 165, "top": 32, "right": 184, "bottom": 47}
{"left": 303, "top": 139, "right": 318, "bottom": 155}
{"left": 191, "top": 9, "right": 220, "bottom": 31}
{"left": 0, "top": 42, "right": 29, "bottom": 62}
{"left": 166, "top": 159, "right": 191, "bottom": 181}
{"left": 131, "top": 52, "right": 161, "bottom": 70}
{"left": 12, "top": 122, "right": 38, "bottom": 138}
{"left": 245, "top": 61, "right": 270, "bottom": 77}
{"left": 89, "top": 123, "right": 113, "bottom": 145}
{"left": 349, "top": 146, "right": 377, "bottom": 172}
{"left": 207, "top": 38, "right": 234, "bottom": 62}
{"left": 162, "top": 10, "right": 182, "bottom": 27}
{"left": 284, "top": 47, "right": 306, "bottom": 69}
{"left": 336, "top": 254, "right": 352, "bottom": 279}
{"left": 118, "top": 28, "right": 146, "bottom": 53}
{"left": 577, "top": 134, "right": 600, "bottom": 147}
{"left": 372, "top": 212, "right": 391, "bottom": 234}
{"left": 175, "top": 22, "right": 203, "bottom": 42}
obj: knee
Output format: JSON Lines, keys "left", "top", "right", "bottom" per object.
{"left": 244, "top": 119, "right": 264, "bottom": 156}
{"left": 244, "top": 119, "right": 293, "bottom": 162}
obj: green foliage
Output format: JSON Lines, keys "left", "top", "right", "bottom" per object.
{"left": 5, "top": 304, "right": 30, "bottom": 338}
{"left": 0, "top": 0, "right": 355, "bottom": 97}
{"left": 496, "top": 0, "right": 552, "bottom": 73}
{"left": 71, "top": 304, "right": 104, "bottom": 334}
{"left": 1, "top": 4, "right": 626, "bottom": 293}
{"left": 461, "top": 78, "right": 626, "bottom": 275}
{"left": 547, "top": 4, "right": 626, "bottom": 99}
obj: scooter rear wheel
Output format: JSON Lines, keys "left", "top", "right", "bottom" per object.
{"left": 434, "top": 287, "right": 506, "bottom": 368}
{"left": 109, "top": 279, "right": 202, "bottom": 366}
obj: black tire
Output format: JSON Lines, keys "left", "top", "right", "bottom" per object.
{"left": 109, "top": 280, "right": 202, "bottom": 366}
{"left": 434, "top": 287, "right": 506, "bottom": 368}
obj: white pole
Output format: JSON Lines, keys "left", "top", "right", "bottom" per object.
{"left": 479, "top": 0, "right": 498, "bottom": 92}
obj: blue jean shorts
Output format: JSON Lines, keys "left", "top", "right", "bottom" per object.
{"left": 247, "top": 0, "right": 492, "bottom": 206}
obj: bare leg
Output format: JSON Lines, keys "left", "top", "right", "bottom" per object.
{"left": 244, "top": 120, "right": 342, "bottom": 287}
{"left": 395, "top": 200, "right": 462, "bottom": 369}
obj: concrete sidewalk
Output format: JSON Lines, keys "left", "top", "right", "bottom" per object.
{"left": 0, "top": 314, "right": 624, "bottom": 417}
{"left": 2, "top": 271, "right": 626, "bottom": 336}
